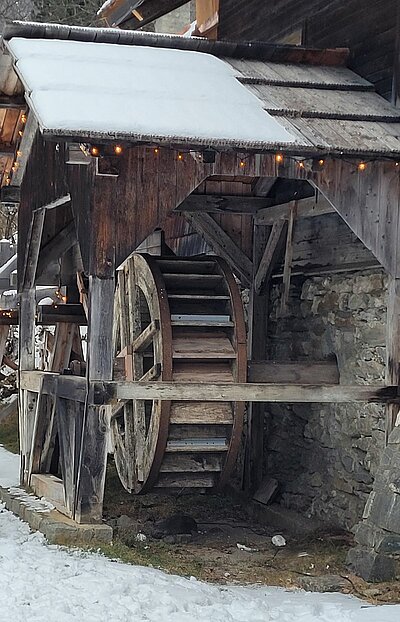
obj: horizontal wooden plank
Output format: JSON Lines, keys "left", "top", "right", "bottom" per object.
{"left": 153, "top": 473, "right": 216, "bottom": 488}
{"left": 96, "top": 381, "right": 398, "bottom": 404}
{"left": 248, "top": 360, "right": 340, "bottom": 384}
{"left": 177, "top": 194, "right": 269, "bottom": 213}
{"left": 170, "top": 401, "right": 233, "bottom": 424}
{"left": 160, "top": 453, "right": 223, "bottom": 473}
{"left": 0, "top": 306, "right": 87, "bottom": 326}
{"left": 255, "top": 195, "right": 335, "bottom": 225}
{"left": 20, "top": 371, "right": 87, "bottom": 402}
{"left": 30, "top": 474, "right": 70, "bottom": 518}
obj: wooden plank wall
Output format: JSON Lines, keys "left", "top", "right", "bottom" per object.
{"left": 218, "top": 0, "right": 397, "bottom": 100}
{"left": 18, "top": 133, "right": 69, "bottom": 287}
{"left": 69, "top": 147, "right": 210, "bottom": 274}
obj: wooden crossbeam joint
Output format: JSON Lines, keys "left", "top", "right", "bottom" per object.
{"left": 131, "top": 319, "right": 160, "bottom": 353}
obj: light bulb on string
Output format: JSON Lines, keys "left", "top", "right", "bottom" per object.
{"left": 275, "top": 153, "right": 284, "bottom": 164}
{"left": 358, "top": 162, "right": 367, "bottom": 172}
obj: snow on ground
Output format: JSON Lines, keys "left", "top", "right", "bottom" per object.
{"left": 0, "top": 444, "right": 20, "bottom": 487}
{"left": 1, "top": 447, "right": 400, "bottom": 621}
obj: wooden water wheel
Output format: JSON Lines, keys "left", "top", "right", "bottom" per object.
{"left": 112, "top": 253, "right": 247, "bottom": 493}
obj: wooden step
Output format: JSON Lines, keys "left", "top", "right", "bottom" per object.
{"left": 163, "top": 273, "right": 223, "bottom": 291}
{"left": 172, "top": 332, "right": 236, "bottom": 359}
{"left": 168, "top": 424, "right": 229, "bottom": 440}
{"left": 168, "top": 295, "right": 230, "bottom": 300}
{"left": 160, "top": 453, "right": 223, "bottom": 473}
{"left": 157, "top": 259, "right": 218, "bottom": 275}
{"left": 171, "top": 313, "right": 233, "bottom": 328}
{"left": 170, "top": 402, "right": 233, "bottom": 424}
{"left": 166, "top": 439, "right": 228, "bottom": 453}
{"left": 168, "top": 297, "right": 230, "bottom": 316}
{"left": 171, "top": 320, "right": 234, "bottom": 327}
{"left": 173, "top": 362, "right": 234, "bottom": 382}
{"left": 154, "top": 473, "right": 216, "bottom": 488}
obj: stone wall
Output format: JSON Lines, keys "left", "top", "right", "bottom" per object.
{"left": 264, "top": 269, "right": 388, "bottom": 530}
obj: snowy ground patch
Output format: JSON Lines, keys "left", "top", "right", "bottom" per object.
{"left": 0, "top": 504, "right": 399, "bottom": 622}
{"left": 0, "top": 444, "right": 19, "bottom": 487}
{"left": 1, "top": 447, "right": 399, "bottom": 620}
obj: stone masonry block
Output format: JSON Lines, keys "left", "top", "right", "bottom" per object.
{"left": 347, "top": 546, "right": 398, "bottom": 582}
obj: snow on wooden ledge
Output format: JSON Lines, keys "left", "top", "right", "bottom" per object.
{"left": 6, "top": 37, "right": 298, "bottom": 149}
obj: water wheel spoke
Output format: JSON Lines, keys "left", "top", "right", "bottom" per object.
{"left": 139, "top": 363, "right": 162, "bottom": 382}
{"left": 131, "top": 319, "right": 160, "bottom": 353}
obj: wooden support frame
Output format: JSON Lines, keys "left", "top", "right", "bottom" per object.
{"left": 36, "top": 219, "right": 76, "bottom": 279}
{"left": 254, "top": 219, "right": 287, "bottom": 294}
{"left": 19, "top": 372, "right": 397, "bottom": 404}
{"left": 177, "top": 194, "right": 270, "bottom": 214}
{"left": 184, "top": 212, "right": 253, "bottom": 285}
{"left": 19, "top": 207, "right": 46, "bottom": 484}
{"left": 102, "top": 382, "right": 397, "bottom": 403}
{"left": 255, "top": 195, "right": 335, "bottom": 225}
{"left": 74, "top": 275, "right": 114, "bottom": 524}
{"left": 280, "top": 201, "right": 297, "bottom": 313}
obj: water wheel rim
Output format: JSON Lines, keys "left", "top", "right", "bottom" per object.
{"left": 112, "top": 253, "right": 172, "bottom": 493}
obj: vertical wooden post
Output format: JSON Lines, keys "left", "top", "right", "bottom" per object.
{"left": 385, "top": 276, "right": 400, "bottom": 442}
{"left": 18, "top": 208, "right": 46, "bottom": 484}
{"left": 244, "top": 223, "right": 270, "bottom": 491}
{"left": 74, "top": 275, "right": 115, "bottom": 523}
{"left": 281, "top": 201, "right": 296, "bottom": 314}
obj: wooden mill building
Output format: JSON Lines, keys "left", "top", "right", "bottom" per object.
{"left": 1, "top": 12, "right": 400, "bottom": 579}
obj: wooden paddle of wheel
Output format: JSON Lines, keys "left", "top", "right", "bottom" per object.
{"left": 112, "top": 253, "right": 247, "bottom": 493}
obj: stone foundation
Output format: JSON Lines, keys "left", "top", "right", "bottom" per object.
{"left": 347, "top": 427, "right": 400, "bottom": 581}
{"left": 264, "top": 269, "right": 387, "bottom": 530}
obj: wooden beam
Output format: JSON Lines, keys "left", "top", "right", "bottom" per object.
{"left": 36, "top": 220, "right": 76, "bottom": 279}
{"left": 245, "top": 222, "right": 269, "bottom": 491}
{"left": 255, "top": 195, "right": 335, "bottom": 225}
{"left": 248, "top": 360, "right": 340, "bottom": 385}
{"left": 139, "top": 362, "right": 162, "bottom": 382}
{"left": 21, "top": 207, "right": 46, "bottom": 290}
{"left": 0, "top": 306, "right": 87, "bottom": 326}
{"left": 9, "top": 113, "right": 37, "bottom": 188}
{"left": 0, "top": 144, "right": 14, "bottom": 156}
{"left": 281, "top": 202, "right": 297, "bottom": 313}
{"left": 184, "top": 212, "right": 253, "bottom": 285}
{"left": 96, "top": 381, "right": 398, "bottom": 404}
{"left": 252, "top": 177, "right": 277, "bottom": 197}
{"left": 37, "top": 304, "right": 86, "bottom": 324}
{"left": 254, "top": 219, "right": 287, "bottom": 294}
{"left": 75, "top": 275, "right": 114, "bottom": 523}
{"left": 0, "top": 95, "right": 26, "bottom": 109}
{"left": 131, "top": 319, "right": 160, "bottom": 353}
{"left": 177, "top": 194, "right": 270, "bottom": 214}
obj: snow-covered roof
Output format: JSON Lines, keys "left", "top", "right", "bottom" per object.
{"left": 6, "top": 37, "right": 297, "bottom": 150}
{"left": 3, "top": 21, "right": 400, "bottom": 157}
